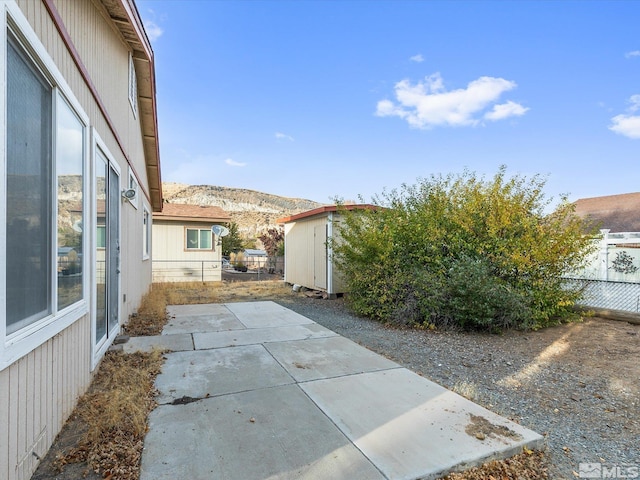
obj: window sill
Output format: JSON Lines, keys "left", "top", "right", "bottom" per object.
{"left": 1, "top": 301, "right": 88, "bottom": 371}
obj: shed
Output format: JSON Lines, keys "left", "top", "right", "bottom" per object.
{"left": 152, "top": 203, "right": 231, "bottom": 282}
{"left": 277, "top": 205, "right": 375, "bottom": 297}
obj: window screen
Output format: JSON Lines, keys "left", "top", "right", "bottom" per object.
{"left": 6, "top": 34, "right": 53, "bottom": 333}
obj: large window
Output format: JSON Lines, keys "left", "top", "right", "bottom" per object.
{"left": 5, "top": 27, "right": 86, "bottom": 337}
{"left": 6, "top": 33, "right": 53, "bottom": 334}
{"left": 57, "top": 96, "right": 85, "bottom": 311}
{"left": 186, "top": 228, "right": 212, "bottom": 250}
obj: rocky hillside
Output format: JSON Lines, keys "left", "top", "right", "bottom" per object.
{"left": 162, "top": 182, "right": 325, "bottom": 238}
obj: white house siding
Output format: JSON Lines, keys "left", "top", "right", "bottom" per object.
{"left": 152, "top": 221, "right": 224, "bottom": 283}
{"left": 1, "top": 316, "right": 91, "bottom": 480}
{"left": 0, "top": 1, "right": 157, "bottom": 479}
{"left": 17, "top": 0, "right": 152, "bottom": 319}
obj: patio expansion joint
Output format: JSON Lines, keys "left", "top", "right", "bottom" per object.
{"left": 295, "top": 365, "right": 405, "bottom": 385}
{"left": 156, "top": 381, "right": 301, "bottom": 407}
{"left": 295, "top": 375, "right": 391, "bottom": 480}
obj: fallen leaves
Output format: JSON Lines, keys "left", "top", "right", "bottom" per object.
{"left": 442, "top": 450, "right": 549, "bottom": 480}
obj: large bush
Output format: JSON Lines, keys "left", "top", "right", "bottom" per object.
{"left": 333, "top": 167, "right": 594, "bottom": 331}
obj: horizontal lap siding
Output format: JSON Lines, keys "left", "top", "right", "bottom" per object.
{"left": 0, "top": 315, "right": 91, "bottom": 480}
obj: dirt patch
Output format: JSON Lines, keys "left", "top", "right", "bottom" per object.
{"left": 465, "top": 414, "right": 522, "bottom": 442}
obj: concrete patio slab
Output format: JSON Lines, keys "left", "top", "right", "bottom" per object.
{"left": 154, "top": 345, "right": 295, "bottom": 403}
{"left": 140, "top": 385, "right": 385, "bottom": 480}
{"left": 139, "top": 301, "right": 544, "bottom": 480}
{"left": 301, "top": 368, "right": 544, "bottom": 480}
{"left": 122, "top": 333, "right": 193, "bottom": 354}
{"left": 167, "top": 303, "right": 230, "bottom": 317}
{"left": 265, "top": 336, "right": 401, "bottom": 382}
{"left": 225, "top": 301, "right": 315, "bottom": 328}
{"left": 193, "top": 323, "right": 338, "bottom": 350}
{"left": 163, "top": 312, "right": 244, "bottom": 335}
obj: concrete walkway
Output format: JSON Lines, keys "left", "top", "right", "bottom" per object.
{"left": 127, "top": 301, "right": 543, "bottom": 480}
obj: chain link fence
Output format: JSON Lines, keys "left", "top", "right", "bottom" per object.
{"left": 152, "top": 256, "right": 284, "bottom": 283}
{"left": 565, "top": 278, "right": 640, "bottom": 313}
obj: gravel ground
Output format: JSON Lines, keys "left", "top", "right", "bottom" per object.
{"left": 276, "top": 294, "right": 640, "bottom": 479}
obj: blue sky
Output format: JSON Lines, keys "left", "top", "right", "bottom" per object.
{"left": 138, "top": 0, "right": 639, "bottom": 206}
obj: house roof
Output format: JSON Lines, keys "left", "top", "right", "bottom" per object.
{"left": 574, "top": 192, "right": 640, "bottom": 232}
{"left": 153, "top": 203, "right": 231, "bottom": 223}
{"left": 101, "top": 0, "right": 163, "bottom": 211}
{"left": 277, "top": 204, "right": 377, "bottom": 224}
{"left": 45, "top": 0, "right": 163, "bottom": 211}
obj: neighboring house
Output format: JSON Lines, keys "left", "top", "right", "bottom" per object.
{"left": 152, "top": 204, "right": 231, "bottom": 282}
{"left": 278, "top": 205, "right": 375, "bottom": 297}
{"left": 0, "top": 1, "right": 162, "bottom": 479}
{"left": 574, "top": 192, "right": 640, "bottom": 232}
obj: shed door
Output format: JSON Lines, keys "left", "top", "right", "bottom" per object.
{"left": 314, "top": 224, "right": 327, "bottom": 289}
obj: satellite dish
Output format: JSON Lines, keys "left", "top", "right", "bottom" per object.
{"left": 72, "top": 220, "right": 83, "bottom": 233}
{"left": 211, "top": 225, "right": 230, "bottom": 237}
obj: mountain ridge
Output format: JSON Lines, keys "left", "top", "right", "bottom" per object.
{"left": 162, "top": 182, "right": 326, "bottom": 238}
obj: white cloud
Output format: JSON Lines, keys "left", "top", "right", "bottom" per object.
{"left": 275, "top": 132, "right": 294, "bottom": 142}
{"left": 609, "top": 115, "right": 640, "bottom": 139}
{"left": 625, "top": 50, "right": 640, "bottom": 58}
{"left": 144, "top": 20, "right": 163, "bottom": 42}
{"left": 484, "top": 100, "right": 530, "bottom": 121}
{"left": 376, "top": 72, "right": 527, "bottom": 128}
{"left": 409, "top": 54, "right": 424, "bottom": 63}
{"left": 225, "top": 158, "right": 246, "bottom": 167}
{"left": 609, "top": 95, "right": 640, "bottom": 139}
{"left": 142, "top": 10, "right": 163, "bottom": 42}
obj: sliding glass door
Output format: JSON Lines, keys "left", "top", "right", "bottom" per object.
{"left": 95, "top": 150, "right": 120, "bottom": 347}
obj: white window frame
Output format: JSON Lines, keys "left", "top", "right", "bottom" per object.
{"left": 185, "top": 228, "right": 213, "bottom": 251}
{"left": 128, "top": 52, "right": 137, "bottom": 118}
{"left": 91, "top": 129, "right": 122, "bottom": 369}
{"left": 142, "top": 204, "right": 151, "bottom": 260}
{"left": 127, "top": 166, "right": 139, "bottom": 209}
{"left": 0, "top": 3, "right": 90, "bottom": 370}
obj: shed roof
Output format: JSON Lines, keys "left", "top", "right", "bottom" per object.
{"left": 277, "top": 204, "right": 377, "bottom": 224}
{"left": 574, "top": 192, "right": 640, "bottom": 232}
{"left": 153, "top": 203, "right": 231, "bottom": 223}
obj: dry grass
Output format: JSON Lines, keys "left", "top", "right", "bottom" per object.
{"left": 152, "top": 279, "right": 292, "bottom": 306}
{"left": 55, "top": 350, "right": 164, "bottom": 479}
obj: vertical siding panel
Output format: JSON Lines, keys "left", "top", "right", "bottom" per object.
{"left": 0, "top": 367, "right": 10, "bottom": 480}
{"left": 47, "top": 337, "right": 55, "bottom": 448}
{"left": 61, "top": 328, "right": 68, "bottom": 422}
{"left": 25, "top": 352, "right": 35, "bottom": 464}
{"left": 16, "top": 359, "right": 26, "bottom": 475}
{"left": 8, "top": 363, "right": 19, "bottom": 480}
{"left": 39, "top": 341, "right": 48, "bottom": 455}
{"left": 51, "top": 334, "right": 59, "bottom": 436}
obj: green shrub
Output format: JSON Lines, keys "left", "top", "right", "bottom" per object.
{"left": 333, "top": 167, "right": 595, "bottom": 331}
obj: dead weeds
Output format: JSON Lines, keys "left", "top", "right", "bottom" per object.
{"left": 54, "top": 350, "right": 164, "bottom": 480}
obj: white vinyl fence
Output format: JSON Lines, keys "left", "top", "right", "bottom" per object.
{"left": 565, "top": 230, "right": 640, "bottom": 313}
